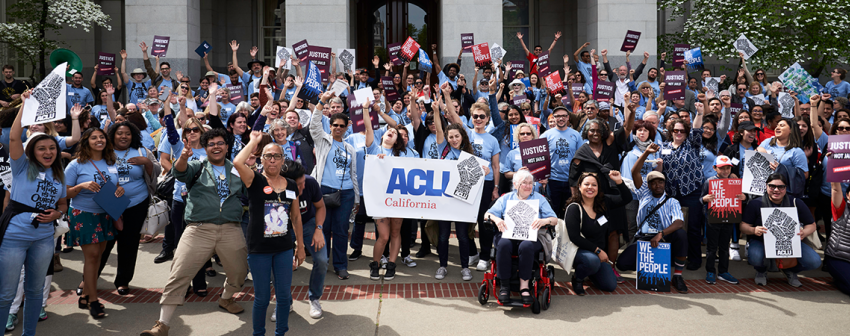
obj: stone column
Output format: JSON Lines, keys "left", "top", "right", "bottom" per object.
{"left": 439, "top": 0, "right": 502, "bottom": 76}
{"left": 124, "top": 0, "right": 201, "bottom": 82}
{"left": 582, "top": 0, "right": 657, "bottom": 81}
{"left": 286, "top": 0, "right": 351, "bottom": 50}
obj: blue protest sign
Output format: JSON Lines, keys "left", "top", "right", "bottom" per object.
{"left": 298, "top": 61, "right": 323, "bottom": 104}
{"left": 418, "top": 48, "right": 432, "bottom": 72}
{"left": 636, "top": 241, "right": 671, "bottom": 292}
{"left": 684, "top": 47, "right": 704, "bottom": 71}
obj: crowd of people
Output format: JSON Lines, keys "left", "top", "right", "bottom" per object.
{"left": 0, "top": 32, "right": 848, "bottom": 335}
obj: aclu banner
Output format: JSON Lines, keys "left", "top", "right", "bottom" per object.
{"left": 363, "top": 156, "right": 482, "bottom": 223}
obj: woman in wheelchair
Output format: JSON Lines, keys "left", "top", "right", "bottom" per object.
{"left": 564, "top": 171, "right": 632, "bottom": 295}
{"left": 484, "top": 169, "right": 558, "bottom": 304}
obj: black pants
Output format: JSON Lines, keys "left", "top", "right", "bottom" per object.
{"left": 418, "top": 220, "right": 431, "bottom": 250}
{"left": 818, "top": 193, "right": 834, "bottom": 239}
{"left": 616, "top": 229, "right": 688, "bottom": 272}
{"left": 97, "top": 197, "right": 151, "bottom": 287}
{"left": 705, "top": 222, "right": 733, "bottom": 274}
{"left": 469, "top": 180, "right": 495, "bottom": 261}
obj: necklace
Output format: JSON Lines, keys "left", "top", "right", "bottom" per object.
{"left": 211, "top": 164, "right": 226, "bottom": 180}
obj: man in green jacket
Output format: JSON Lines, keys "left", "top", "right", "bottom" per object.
{"left": 142, "top": 129, "right": 247, "bottom": 336}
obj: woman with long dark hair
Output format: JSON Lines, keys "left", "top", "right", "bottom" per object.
{"left": 497, "top": 105, "right": 528, "bottom": 192}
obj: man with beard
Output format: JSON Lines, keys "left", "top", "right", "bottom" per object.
{"left": 230, "top": 40, "right": 264, "bottom": 97}
{"left": 432, "top": 44, "right": 461, "bottom": 90}
{"left": 601, "top": 50, "right": 650, "bottom": 109}
{"left": 516, "top": 31, "right": 561, "bottom": 75}
{"left": 66, "top": 72, "right": 94, "bottom": 111}
{"left": 732, "top": 82, "right": 757, "bottom": 112}
{"left": 353, "top": 56, "right": 381, "bottom": 91}
{"left": 638, "top": 67, "right": 661, "bottom": 99}
{"left": 541, "top": 106, "right": 583, "bottom": 217}
{"left": 0, "top": 65, "right": 27, "bottom": 107}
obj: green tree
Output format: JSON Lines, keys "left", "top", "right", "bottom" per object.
{"left": 659, "top": 0, "right": 850, "bottom": 75}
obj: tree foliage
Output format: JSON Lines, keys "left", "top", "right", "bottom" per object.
{"left": 659, "top": 0, "right": 850, "bottom": 74}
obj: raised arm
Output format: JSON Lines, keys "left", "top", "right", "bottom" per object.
{"left": 120, "top": 49, "right": 129, "bottom": 85}
{"left": 409, "top": 87, "right": 422, "bottom": 131}
{"left": 10, "top": 90, "right": 30, "bottom": 160}
{"left": 472, "top": 67, "right": 480, "bottom": 94}
{"left": 601, "top": 50, "right": 615, "bottom": 82}
{"left": 90, "top": 65, "right": 99, "bottom": 90}
{"left": 104, "top": 85, "right": 118, "bottom": 125}
{"left": 433, "top": 100, "right": 445, "bottom": 145}
{"left": 632, "top": 143, "right": 659, "bottom": 189}
{"left": 231, "top": 40, "right": 245, "bottom": 78}
{"left": 65, "top": 104, "right": 83, "bottom": 147}
{"left": 623, "top": 92, "right": 636, "bottom": 134}
{"left": 364, "top": 99, "right": 375, "bottom": 148}
{"left": 739, "top": 52, "right": 754, "bottom": 84}
{"left": 573, "top": 42, "right": 590, "bottom": 62}
{"left": 693, "top": 101, "right": 705, "bottom": 130}
{"left": 810, "top": 95, "right": 823, "bottom": 139}
{"left": 548, "top": 31, "right": 561, "bottom": 52}
{"left": 517, "top": 32, "right": 531, "bottom": 56}
{"left": 234, "top": 131, "right": 263, "bottom": 187}
{"left": 431, "top": 44, "right": 442, "bottom": 74}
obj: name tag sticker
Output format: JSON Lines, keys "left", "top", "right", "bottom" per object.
{"left": 474, "top": 138, "right": 484, "bottom": 145}
{"left": 285, "top": 190, "right": 296, "bottom": 199}
{"left": 661, "top": 149, "right": 672, "bottom": 155}
{"left": 230, "top": 167, "right": 240, "bottom": 177}
{"left": 68, "top": 92, "right": 75, "bottom": 96}
{"left": 515, "top": 154, "right": 521, "bottom": 160}
{"left": 107, "top": 166, "right": 119, "bottom": 174}
{"left": 597, "top": 216, "right": 608, "bottom": 226}
{"left": 731, "top": 158, "right": 740, "bottom": 165}
{"left": 38, "top": 172, "right": 46, "bottom": 180}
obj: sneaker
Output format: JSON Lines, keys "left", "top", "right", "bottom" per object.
{"left": 476, "top": 259, "right": 490, "bottom": 272}
{"left": 718, "top": 272, "right": 739, "bottom": 285}
{"left": 705, "top": 272, "right": 717, "bottom": 284}
{"left": 309, "top": 300, "right": 323, "bottom": 319}
{"left": 402, "top": 255, "right": 417, "bottom": 268}
{"left": 435, "top": 267, "right": 447, "bottom": 280}
{"left": 672, "top": 275, "right": 689, "bottom": 294}
{"left": 384, "top": 262, "right": 397, "bottom": 281}
{"left": 461, "top": 268, "right": 473, "bottom": 281}
{"left": 469, "top": 254, "right": 480, "bottom": 266}
{"left": 380, "top": 256, "right": 388, "bottom": 269}
{"left": 613, "top": 266, "right": 625, "bottom": 284}
{"left": 38, "top": 308, "right": 47, "bottom": 321}
{"left": 369, "top": 261, "right": 381, "bottom": 281}
{"left": 729, "top": 247, "right": 742, "bottom": 261}
{"left": 6, "top": 314, "right": 17, "bottom": 331}
{"left": 271, "top": 305, "right": 277, "bottom": 322}
{"left": 140, "top": 320, "right": 170, "bottom": 336}
{"left": 348, "top": 250, "right": 362, "bottom": 261}
{"left": 783, "top": 270, "right": 802, "bottom": 288}
{"left": 755, "top": 272, "right": 768, "bottom": 286}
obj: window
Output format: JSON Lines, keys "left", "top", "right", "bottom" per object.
{"left": 261, "top": 0, "right": 285, "bottom": 67}
{"left": 503, "top": 0, "right": 532, "bottom": 65}
{"left": 0, "top": 0, "right": 28, "bottom": 79}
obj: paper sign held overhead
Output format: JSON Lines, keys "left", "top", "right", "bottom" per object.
{"left": 275, "top": 46, "right": 293, "bottom": 70}
{"left": 293, "top": 40, "right": 310, "bottom": 62}
{"left": 684, "top": 47, "right": 703, "bottom": 71}
{"left": 735, "top": 34, "right": 758, "bottom": 60}
{"left": 536, "top": 51, "right": 551, "bottom": 77}
{"left": 226, "top": 84, "right": 243, "bottom": 104}
{"left": 461, "top": 33, "right": 474, "bottom": 53}
{"left": 595, "top": 80, "right": 615, "bottom": 102}
{"left": 22, "top": 63, "right": 67, "bottom": 127}
{"left": 664, "top": 70, "right": 687, "bottom": 101}
{"left": 337, "top": 48, "right": 356, "bottom": 73}
{"left": 97, "top": 52, "right": 115, "bottom": 76}
{"left": 672, "top": 44, "right": 689, "bottom": 68}
{"left": 307, "top": 46, "right": 332, "bottom": 84}
{"left": 297, "top": 61, "right": 323, "bottom": 105}
{"left": 399, "top": 37, "right": 419, "bottom": 62}
{"left": 381, "top": 76, "right": 399, "bottom": 101}
{"left": 743, "top": 150, "right": 774, "bottom": 195}
{"left": 471, "top": 43, "right": 492, "bottom": 69}
{"left": 777, "top": 92, "right": 795, "bottom": 118}
{"left": 348, "top": 94, "right": 380, "bottom": 133}
{"left": 388, "top": 42, "right": 403, "bottom": 66}
{"left": 151, "top": 35, "right": 170, "bottom": 57}
{"left": 519, "top": 138, "right": 551, "bottom": 180}
{"left": 418, "top": 49, "right": 433, "bottom": 72}
{"left": 194, "top": 41, "right": 212, "bottom": 58}
{"left": 490, "top": 43, "right": 507, "bottom": 62}
{"left": 544, "top": 72, "right": 563, "bottom": 94}
{"left": 620, "top": 30, "right": 641, "bottom": 52}
{"left": 511, "top": 94, "right": 528, "bottom": 106}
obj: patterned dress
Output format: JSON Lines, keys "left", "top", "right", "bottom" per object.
{"left": 660, "top": 128, "right": 704, "bottom": 197}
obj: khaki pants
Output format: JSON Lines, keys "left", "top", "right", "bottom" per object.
{"left": 160, "top": 223, "right": 248, "bottom": 305}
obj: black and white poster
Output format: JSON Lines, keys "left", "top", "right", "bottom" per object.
{"left": 502, "top": 200, "right": 539, "bottom": 242}
{"left": 22, "top": 63, "right": 67, "bottom": 127}
{"left": 777, "top": 92, "right": 795, "bottom": 118}
{"left": 445, "top": 151, "right": 487, "bottom": 204}
{"left": 760, "top": 207, "right": 802, "bottom": 258}
{"left": 490, "top": 43, "right": 507, "bottom": 62}
{"left": 735, "top": 34, "right": 759, "bottom": 60}
{"left": 743, "top": 150, "right": 774, "bottom": 195}
{"left": 750, "top": 94, "right": 766, "bottom": 106}
{"left": 705, "top": 77, "right": 721, "bottom": 94}
{"left": 275, "top": 46, "right": 293, "bottom": 70}
{"left": 337, "top": 48, "right": 356, "bottom": 73}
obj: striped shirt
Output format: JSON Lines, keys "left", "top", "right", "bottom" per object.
{"left": 636, "top": 184, "right": 684, "bottom": 235}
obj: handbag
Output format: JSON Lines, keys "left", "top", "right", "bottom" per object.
{"left": 141, "top": 196, "right": 170, "bottom": 236}
{"left": 54, "top": 214, "right": 70, "bottom": 239}
{"left": 550, "top": 203, "right": 583, "bottom": 275}
{"left": 322, "top": 148, "right": 348, "bottom": 208}
{"left": 156, "top": 171, "right": 175, "bottom": 200}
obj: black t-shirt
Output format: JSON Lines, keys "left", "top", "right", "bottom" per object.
{"left": 741, "top": 196, "right": 815, "bottom": 243}
{"left": 298, "top": 175, "right": 322, "bottom": 222}
{"left": 0, "top": 79, "right": 27, "bottom": 102}
{"left": 246, "top": 173, "right": 299, "bottom": 254}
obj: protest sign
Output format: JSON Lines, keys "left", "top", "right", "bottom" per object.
{"left": 620, "top": 30, "right": 641, "bottom": 52}
{"left": 827, "top": 135, "right": 850, "bottom": 182}
{"left": 152, "top": 36, "right": 170, "bottom": 57}
{"left": 461, "top": 33, "right": 474, "bottom": 53}
{"left": 673, "top": 44, "right": 689, "bottom": 68}
{"left": 595, "top": 80, "right": 615, "bottom": 102}
{"left": 729, "top": 103, "right": 743, "bottom": 116}
{"left": 400, "top": 37, "right": 419, "bottom": 62}
{"left": 388, "top": 42, "right": 403, "bottom": 65}
{"left": 194, "top": 41, "right": 212, "bottom": 58}
{"left": 509, "top": 62, "right": 525, "bottom": 81}
{"left": 664, "top": 71, "right": 687, "bottom": 101}
{"left": 544, "top": 72, "right": 563, "bottom": 94}
{"left": 778, "top": 63, "right": 818, "bottom": 104}
{"left": 445, "top": 151, "right": 488, "bottom": 205}
{"left": 276, "top": 46, "right": 293, "bottom": 70}
{"left": 471, "top": 43, "right": 492, "bottom": 69}
{"left": 705, "top": 77, "right": 721, "bottom": 94}
{"left": 743, "top": 150, "right": 774, "bottom": 195}
{"left": 684, "top": 47, "right": 703, "bottom": 71}
{"left": 735, "top": 34, "right": 758, "bottom": 60}
{"left": 296, "top": 61, "right": 322, "bottom": 105}
{"left": 363, "top": 156, "right": 482, "bottom": 222}
{"left": 520, "top": 138, "right": 551, "bottom": 180}
{"left": 761, "top": 207, "right": 802, "bottom": 258}
{"left": 511, "top": 94, "right": 529, "bottom": 106}
{"left": 708, "top": 178, "right": 743, "bottom": 223}
{"left": 571, "top": 83, "right": 584, "bottom": 98}
{"left": 418, "top": 48, "right": 433, "bottom": 72}
{"left": 777, "top": 92, "right": 795, "bottom": 118}
{"left": 536, "top": 51, "right": 550, "bottom": 77}
{"left": 22, "top": 63, "right": 67, "bottom": 127}
{"left": 502, "top": 200, "right": 540, "bottom": 242}
{"left": 337, "top": 48, "right": 356, "bottom": 73}
{"left": 750, "top": 94, "right": 766, "bottom": 106}
{"left": 491, "top": 43, "right": 507, "bottom": 62}
{"left": 352, "top": 87, "right": 373, "bottom": 107}
{"left": 307, "top": 46, "right": 332, "bottom": 84}
{"left": 637, "top": 241, "right": 671, "bottom": 292}
{"left": 226, "top": 84, "right": 243, "bottom": 104}
{"left": 348, "top": 94, "right": 380, "bottom": 133}
{"left": 330, "top": 79, "right": 349, "bottom": 98}
{"left": 293, "top": 39, "right": 309, "bottom": 62}
{"left": 381, "top": 76, "right": 399, "bottom": 101}
{"left": 97, "top": 52, "right": 115, "bottom": 76}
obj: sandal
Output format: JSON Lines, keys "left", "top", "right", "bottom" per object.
{"left": 498, "top": 287, "right": 511, "bottom": 303}
{"left": 194, "top": 288, "right": 208, "bottom": 297}
{"left": 519, "top": 288, "right": 533, "bottom": 304}
{"left": 89, "top": 300, "right": 106, "bottom": 319}
{"left": 78, "top": 295, "right": 89, "bottom": 309}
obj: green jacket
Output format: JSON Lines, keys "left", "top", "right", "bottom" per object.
{"left": 174, "top": 159, "right": 245, "bottom": 224}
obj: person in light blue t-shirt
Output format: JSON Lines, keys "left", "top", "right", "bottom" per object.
{"left": 825, "top": 68, "right": 850, "bottom": 99}
{"left": 541, "top": 107, "right": 583, "bottom": 217}
{"left": 757, "top": 119, "right": 809, "bottom": 185}
{"left": 218, "top": 91, "right": 237, "bottom": 123}
{"left": 500, "top": 123, "right": 544, "bottom": 194}
{"left": 66, "top": 73, "right": 95, "bottom": 111}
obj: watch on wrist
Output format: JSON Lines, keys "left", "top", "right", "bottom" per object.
{"left": 595, "top": 248, "right": 602, "bottom": 255}
{"left": 317, "top": 225, "right": 323, "bottom": 230}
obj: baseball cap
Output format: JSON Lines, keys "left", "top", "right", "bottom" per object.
{"left": 715, "top": 155, "right": 733, "bottom": 167}
{"left": 737, "top": 120, "right": 759, "bottom": 131}
{"left": 598, "top": 102, "right": 611, "bottom": 111}
{"left": 647, "top": 171, "right": 665, "bottom": 182}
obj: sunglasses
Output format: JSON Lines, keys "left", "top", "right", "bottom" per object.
{"left": 756, "top": 73, "right": 765, "bottom": 76}
{"left": 599, "top": 73, "right": 608, "bottom": 76}
{"left": 181, "top": 80, "right": 190, "bottom": 83}
{"left": 206, "top": 141, "right": 227, "bottom": 148}
{"left": 522, "top": 108, "right": 531, "bottom": 111}
{"left": 767, "top": 184, "right": 786, "bottom": 190}
{"left": 737, "top": 88, "right": 747, "bottom": 91}
{"left": 415, "top": 82, "right": 423, "bottom": 85}
{"left": 181, "top": 86, "right": 189, "bottom": 90}
{"left": 426, "top": 120, "right": 434, "bottom": 126}
{"left": 331, "top": 124, "right": 346, "bottom": 128}
{"left": 472, "top": 114, "right": 487, "bottom": 120}
{"left": 262, "top": 154, "right": 283, "bottom": 160}
{"left": 672, "top": 129, "right": 686, "bottom": 134}
{"left": 837, "top": 126, "right": 850, "bottom": 131}
{"left": 587, "top": 129, "right": 600, "bottom": 134}
{"left": 519, "top": 132, "right": 533, "bottom": 136}
{"left": 186, "top": 127, "right": 202, "bottom": 133}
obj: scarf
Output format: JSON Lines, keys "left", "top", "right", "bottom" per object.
{"left": 635, "top": 137, "right": 653, "bottom": 152}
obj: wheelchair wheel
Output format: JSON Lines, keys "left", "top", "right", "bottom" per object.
{"left": 478, "top": 283, "right": 489, "bottom": 305}
{"left": 531, "top": 295, "right": 541, "bottom": 314}
{"left": 548, "top": 266, "right": 555, "bottom": 283}
{"left": 541, "top": 287, "right": 551, "bottom": 310}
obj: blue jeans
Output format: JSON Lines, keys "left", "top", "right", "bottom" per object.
{"left": 747, "top": 239, "right": 822, "bottom": 273}
{"left": 573, "top": 249, "right": 617, "bottom": 292}
{"left": 301, "top": 218, "right": 327, "bottom": 301}
{"left": 248, "top": 249, "right": 294, "bottom": 336}
{"left": 0, "top": 236, "right": 54, "bottom": 336}
{"left": 438, "top": 221, "right": 470, "bottom": 268}
{"left": 321, "top": 187, "right": 355, "bottom": 272}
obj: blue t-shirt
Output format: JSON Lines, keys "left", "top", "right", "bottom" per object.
{"left": 219, "top": 102, "right": 237, "bottom": 122}
{"left": 758, "top": 138, "right": 809, "bottom": 173}
{"left": 825, "top": 80, "right": 850, "bottom": 99}
{"left": 158, "top": 136, "right": 208, "bottom": 202}
{"left": 209, "top": 163, "right": 230, "bottom": 205}
{"left": 232, "top": 133, "right": 245, "bottom": 161}
{"left": 114, "top": 148, "right": 149, "bottom": 207}
{"left": 541, "top": 127, "right": 583, "bottom": 182}
{"left": 422, "top": 133, "right": 440, "bottom": 159}
{"left": 620, "top": 146, "right": 659, "bottom": 199}
{"left": 241, "top": 73, "right": 262, "bottom": 96}
{"left": 7, "top": 156, "right": 66, "bottom": 241}
{"left": 92, "top": 105, "right": 111, "bottom": 128}
{"left": 64, "top": 158, "right": 120, "bottom": 213}
{"left": 500, "top": 147, "right": 542, "bottom": 193}
{"left": 0, "top": 128, "right": 26, "bottom": 150}
{"left": 66, "top": 85, "right": 94, "bottom": 110}
{"left": 700, "top": 145, "right": 718, "bottom": 180}
{"left": 284, "top": 87, "right": 297, "bottom": 101}
{"left": 366, "top": 139, "right": 416, "bottom": 158}
{"left": 345, "top": 131, "right": 385, "bottom": 195}
{"left": 438, "top": 71, "right": 458, "bottom": 90}
{"left": 486, "top": 191, "right": 557, "bottom": 220}
{"left": 467, "top": 129, "right": 499, "bottom": 181}
{"left": 637, "top": 80, "right": 661, "bottom": 99}
{"left": 321, "top": 140, "right": 354, "bottom": 190}
{"left": 127, "top": 80, "right": 152, "bottom": 105}
{"left": 140, "top": 130, "right": 156, "bottom": 152}
{"left": 576, "top": 61, "right": 593, "bottom": 94}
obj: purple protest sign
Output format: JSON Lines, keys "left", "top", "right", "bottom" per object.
{"left": 571, "top": 83, "right": 584, "bottom": 98}
{"left": 729, "top": 103, "right": 743, "bottom": 117}
{"left": 307, "top": 46, "right": 332, "bottom": 84}
{"left": 511, "top": 94, "right": 529, "bottom": 106}
{"left": 536, "top": 51, "right": 550, "bottom": 77}
{"left": 509, "top": 62, "right": 525, "bottom": 81}
{"left": 461, "top": 33, "right": 474, "bottom": 53}
{"left": 293, "top": 39, "right": 310, "bottom": 62}
{"left": 520, "top": 138, "right": 551, "bottom": 180}
{"left": 97, "top": 52, "right": 115, "bottom": 76}
{"left": 226, "top": 84, "right": 243, "bottom": 104}
{"left": 595, "top": 80, "right": 615, "bottom": 102}
{"left": 388, "top": 42, "right": 403, "bottom": 65}
{"left": 673, "top": 44, "right": 690, "bottom": 68}
{"left": 152, "top": 36, "right": 170, "bottom": 57}
{"left": 664, "top": 70, "right": 687, "bottom": 101}
{"left": 381, "top": 76, "right": 398, "bottom": 101}
{"left": 348, "top": 95, "right": 379, "bottom": 133}
{"left": 828, "top": 135, "right": 850, "bottom": 182}
{"left": 620, "top": 31, "right": 641, "bottom": 52}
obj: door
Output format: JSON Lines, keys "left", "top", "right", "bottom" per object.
{"left": 355, "top": 0, "right": 438, "bottom": 72}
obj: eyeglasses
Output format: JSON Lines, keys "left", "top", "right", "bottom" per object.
{"left": 837, "top": 126, "right": 850, "bottom": 131}
{"left": 186, "top": 127, "right": 202, "bottom": 133}
{"left": 833, "top": 70, "right": 841, "bottom": 74}
{"left": 767, "top": 184, "right": 787, "bottom": 190}
{"left": 519, "top": 132, "right": 533, "bottom": 136}
{"left": 737, "top": 88, "right": 747, "bottom": 91}
{"left": 471, "top": 114, "right": 487, "bottom": 120}
{"left": 587, "top": 129, "right": 600, "bottom": 134}
{"left": 331, "top": 124, "right": 347, "bottom": 128}
{"left": 756, "top": 73, "right": 765, "bottom": 76}
{"left": 206, "top": 141, "right": 227, "bottom": 148}
{"left": 553, "top": 114, "right": 569, "bottom": 119}
{"left": 702, "top": 127, "right": 715, "bottom": 132}
{"left": 672, "top": 129, "right": 686, "bottom": 134}
{"left": 262, "top": 154, "right": 283, "bottom": 160}
{"left": 196, "top": 115, "right": 206, "bottom": 120}
{"left": 599, "top": 73, "right": 608, "bottom": 76}
{"left": 161, "top": 67, "right": 170, "bottom": 70}
{"left": 426, "top": 120, "right": 434, "bottom": 126}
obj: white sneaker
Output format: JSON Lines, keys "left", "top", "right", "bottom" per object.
{"left": 729, "top": 247, "right": 742, "bottom": 261}
{"left": 402, "top": 255, "right": 417, "bottom": 268}
{"left": 309, "top": 300, "right": 323, "bottom": 319}
{"left": 435, "top": 267, "right": 448, "bottom": 280}
{"left": 271, "top": 306, "right": 277, "bottom": 322}
{"left": 381, "top": 256, "right": 388, "bottom": 269}
{"left": 476, "top": 259, "right": 490, "bottom": 272}
{"left": 461, "top": 268, "right": 473, "bottom": 281}
{"left": 469, "top": 254, "right": 480, "bottom": 266}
